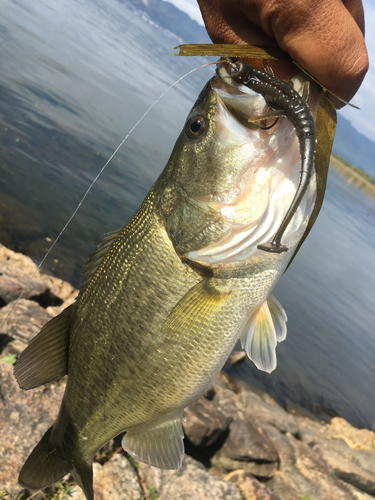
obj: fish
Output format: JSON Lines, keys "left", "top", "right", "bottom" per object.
{"left": 14, "top": 60, "right": 321, "bottom": 500}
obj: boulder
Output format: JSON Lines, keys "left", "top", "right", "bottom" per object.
{"left": 212, "top": 388, "right": 241, "bottom": 418}
{"left": 0, "top": 363, "right": 66, "bottom": 499}
{"left": 313, "top": 438, "right": 375, "bottom": 495}
{"left": 227, "top": 351, "right": 246, "bottom": 367}
{"left": 183, "top": 397, "right": 229, "bottom": 448}
{"left": 139, "top": 455, "right": 242, "bottom": 500}
{"left": 0, "top": 260, "right": 50, "bottom": 305}
{"left": 212, "top": 418, "right": 279, "bottom": 478}
{"left": 297, "top": 416, "right": 330, "bottom": 447}
{"left": 265, "top": 425, "right": 365, "bottom": 500}
{"left": 225, "top": 470, "right": 282, "bottom": 500}
{"left": 328, "top": 417, "right": 375, "bottom": 451}
{"left": 239, "top": 389, "right": 299, "bottom": 436}
{"left": 0, "top": 243, "right": 78, "bottom": 307}
{"left": 0, "top": 299, "right": 54, "bottom": 356}
{"left": 69, "top": 454, "right": 143, "bottom": 500}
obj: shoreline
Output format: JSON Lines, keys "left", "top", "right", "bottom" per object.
{"left": 1, "top": 244, "right": 375, "bottom": 500}
{"left": 330, "top": 155, "right": 375, "bottom": 198}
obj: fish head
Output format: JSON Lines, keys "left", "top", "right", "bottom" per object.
{"left": 160, "top": 62, "right": 320, "bottom": 266}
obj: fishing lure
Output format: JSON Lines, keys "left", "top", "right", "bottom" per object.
{"left": 228, "top": 59, "right": 317, "bottom": 253}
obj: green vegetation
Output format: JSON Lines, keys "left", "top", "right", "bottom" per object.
{"left": 0, "top": 354, "right": 17, "bottom": 365}
{"left": 126, "top": 453, "right": 139, "bottom": 470}
{"left": 332, "top": 153, "right": 375, "bottom": 186}
{"left": 51, "top": 481, "right": 73, "bottom": 500}
{"left": 148, "top": 486, "right": 159, "bottom": 499}
{"left": 300, "top": 496, "right": 315, "bottom": 500}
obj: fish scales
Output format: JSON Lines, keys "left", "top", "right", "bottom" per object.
{"left": 64, "top": 189, "right": 200, "bottom": 431}
{"left": 14, "top": 61, "right": 321, "bottom": 500}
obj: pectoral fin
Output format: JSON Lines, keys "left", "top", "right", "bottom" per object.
{"left": 14, "top": 305, "right": 72, "bottom": 389}
{"left": 122, "top": 416, "right": 184, "bottom": 469}
{"left": 241, "top": 294, "right": 287, "bottom": 373}
{"left": 161, "top": 277, "right": 232, "bottom": 341}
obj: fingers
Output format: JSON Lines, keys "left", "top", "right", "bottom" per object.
{"left": 263, "top": 0, "right": 368, "bottom": 105}
{"left": 197, "top": 0, "right": 368, "bottom": 107}
{"left": 197, "top": 0, "right": 275, "bottom": 46}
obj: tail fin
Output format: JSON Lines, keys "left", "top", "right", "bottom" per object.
{"left": 19, "top": 427, "right": 94, "bottom": 500}
{"left": 71, "top": 464, "right": 94, "bottom": 500}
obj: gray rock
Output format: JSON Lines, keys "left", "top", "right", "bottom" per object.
{"left": 225, "top": 470, "right": 282, "bottom": 500}
{"left": 342, "top": 482, "right": 375, "bottom": 500}
{"left": 212, "top": 418, "right": 279, "bottom": 478}
{"left": 298, "top": 416, "right": 375, "bottom": 495}
{"left": 0, "top": 243, "right": 78, "bottom": 307}
{"left": 0, "top": 261, "right": 49, "bottom": 305}
{"left": 184, "top": 397, "right": 229, "bottom": 448}
{"left": 220, "top": 418, "right": 279, "bottom": 463}
{"left": 206, "top": 372, "right": 236, "bottom": 398}
{"left": 0, "top": 299, "right": 54, "bottom": 356}
{"left": 239, "top": 390, "right": 299, "bottom": 436}
{"left": 297, "top": 415, "right": 330, "bottom": 447}
{"left": 227, "top": 351, "right": 246, "bottom": 367}
{"left": 313, "top": 438, "right": 375, "bottom": 495}
{"left": 328, "top": 417, "right": 375, "bottom": 452}
{"left": 212, "top": 388, "right": 241, "bottom": 418}
{"left": 69, "top": 454, "right": 143, "bottom": 500}
{"left": 0, "top": 363, "right": 66, "bottom": 499}
{"left": 212, "top": 455, "right": 278, "bottom": 479}
{"left": 139, "top": 455, "right": 242, "bottom": 500}
{"left": 265, "top": 425, "right": 362, "bottom": 500}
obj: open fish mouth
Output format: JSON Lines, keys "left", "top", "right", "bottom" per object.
{"left": 186, "top": 62, "right": 319, "bottom": 265}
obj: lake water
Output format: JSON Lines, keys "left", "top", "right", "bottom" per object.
{"left": 1, "top": 0, "right": 374, "bottom": 430}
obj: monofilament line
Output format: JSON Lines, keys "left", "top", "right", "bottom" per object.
{"left": 0, "top": 63, "right": 214, "bottom": 331}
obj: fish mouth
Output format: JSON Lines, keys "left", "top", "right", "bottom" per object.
{"left": 186, "top": 63, "right": 319, "bottom": 265}
{"left": 212, "top": 63, "right": 270, "bottom": 131}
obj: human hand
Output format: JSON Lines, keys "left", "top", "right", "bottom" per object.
{"left": 196, "top": 0, "right": 368, "bottom": 107}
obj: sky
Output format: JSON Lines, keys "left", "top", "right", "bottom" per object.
{"left": 340, "top": 0, "right": 375, "bottom": 141}
{"left": 163, "top": 0, "right": 375, "bottom": 143}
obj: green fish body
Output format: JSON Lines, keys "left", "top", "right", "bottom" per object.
{"left": 15, "top": 64, "right": 321, "bottom": 499}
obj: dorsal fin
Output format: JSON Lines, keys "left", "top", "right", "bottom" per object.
{"left": 14, "top": 305, "right": 73, "bottom": 389}
{"left": 81, "top": 228, "right": 121, "bottom": 288}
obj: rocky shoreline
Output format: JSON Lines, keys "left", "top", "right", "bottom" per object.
{"left": 1, "top": 243, "right": 375, "bottom": 500}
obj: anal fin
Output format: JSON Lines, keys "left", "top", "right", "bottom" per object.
{"left": 241, "top": 294, "right": 287, "bottom": 373}
{"left": 122, "top": 416, "right": 184, "bottom": 469}
{"left": 14, "top": 305, "right": 73, "bottom": 390}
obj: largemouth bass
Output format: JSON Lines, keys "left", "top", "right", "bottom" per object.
{"left": 15, "top": 61, "right": 321, "bottom": 500}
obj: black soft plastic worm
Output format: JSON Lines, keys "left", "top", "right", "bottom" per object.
{"left": 229, "top": 60, "right": 317, "bottom": 254}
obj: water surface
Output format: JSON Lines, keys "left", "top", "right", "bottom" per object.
{"left": 1, "top": 0, "right": 374, "bottom": 429}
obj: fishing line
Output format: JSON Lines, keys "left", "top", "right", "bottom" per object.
{"left": 0, "top": 60, "right": 221, "bottom": 331}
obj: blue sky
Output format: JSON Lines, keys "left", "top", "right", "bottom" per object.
{"left": 163, "top": 0, "right": 375, "bottom": 142}
{"left": 341, "top": 0, "right": 375, "bottom": 141}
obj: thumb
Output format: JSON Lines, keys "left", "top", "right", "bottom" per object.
{"left": 256, "top": 0, "right": 369, "bottom": 105}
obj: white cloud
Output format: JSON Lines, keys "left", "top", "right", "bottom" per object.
{"left": 162, "top": 0, "right": 204, "bottom": 26}
{"left": 339, "top": 0, "right": 375, "bottom": 141}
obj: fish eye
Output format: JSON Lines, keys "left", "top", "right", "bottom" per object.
{"left": 185, "top": 115, "right": 206, "bottom": 138}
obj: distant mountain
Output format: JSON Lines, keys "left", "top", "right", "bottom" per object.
{"left": 124, "top": 0, "right": 211, "bottom": 43}
{"left": 333, "top": 114, "right": 375, "bottom": 178}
